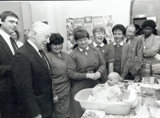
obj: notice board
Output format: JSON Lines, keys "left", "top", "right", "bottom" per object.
{"left": 66, "top": 15, "right": 114, "bottom": 51}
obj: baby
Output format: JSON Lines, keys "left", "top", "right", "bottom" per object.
{"left": 106, "top": 72, "right": 121, "bottom": 86}
{"left": 88, "top": 72, "right": 122, "bottom": 102}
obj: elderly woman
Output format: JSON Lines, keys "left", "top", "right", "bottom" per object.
{"left": 140, "top": 20, "right": 160, "bottom": 64}
{"left": 46, "top": 33, "right": 71, "bottom": 118}
{"left": 68, "top": 29, "right": 105, "bottom": 118}
{"left": 90, "top": 25, "right": 114, "bottom": 82}
{"left": 105, "top": 24, "right": 131, "bottom": 79}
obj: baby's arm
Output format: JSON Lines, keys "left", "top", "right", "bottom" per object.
{"left": 107, "top": 87, "right": 122, "bottom": 100}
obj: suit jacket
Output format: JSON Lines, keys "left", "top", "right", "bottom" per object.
{"left": 11, "top": 42, "right": 53, "bottom": 118}
{"left": 129, "top": 36, "right": 143, "bottom": 60}
{"left": 0, "top": 35, "right": 14, "bottom": 102}
{"left": 106, "top": 42, "right": 131, "bottom": 78}
{"left": 124, "top": 36, "right": 143, "bottom": 75}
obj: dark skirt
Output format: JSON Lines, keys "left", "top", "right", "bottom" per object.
{"left": 52, "top": 94, "right": 70, "bottom": 118}
{"left": 70, "top": 88, "right": 84, "bottom": 118}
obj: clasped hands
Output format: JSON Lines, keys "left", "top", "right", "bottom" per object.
{"left": 86, "top": 71, "right": 101, "bottom": 80}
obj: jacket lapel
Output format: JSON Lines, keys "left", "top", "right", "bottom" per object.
{"left": 0, "top": 35, "right": 13, "bottom": 59}
{"left": 26, "top": 43, "right": 51, "bottom": 79}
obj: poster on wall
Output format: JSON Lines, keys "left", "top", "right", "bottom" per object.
{"left": 66, "top": 15, "right": 114, "bottom": 51}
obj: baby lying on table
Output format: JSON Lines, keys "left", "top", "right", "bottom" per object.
{"left": 87, "top": 72, "right": 123, "bottom": 102}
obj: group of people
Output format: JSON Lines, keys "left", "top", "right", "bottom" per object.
{"left": 0, "top": 10, "right": 160, "bottom": 118}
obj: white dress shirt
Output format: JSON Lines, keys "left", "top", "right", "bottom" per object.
{"left": 27, "top": 40, "right": 42, "bottom": 57}
{"left": 0, "top": 29, "right": 15, "bottom": 55}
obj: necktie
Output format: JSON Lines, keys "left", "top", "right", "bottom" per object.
{"left": 126, "top": 39, "right": 130, "bottom": 44}
{"left": 10, "top": 37, "right": 18, "bottom": 52}
{"left": 39, "top": 50, "right": 50, "bottom": 71}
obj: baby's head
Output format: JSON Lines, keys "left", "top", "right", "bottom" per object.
{"left": 107, "top": 72, "right": 120, "bottom": 86}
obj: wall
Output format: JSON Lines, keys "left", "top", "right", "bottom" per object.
{"left": 54, "top": 0, "right": 131, "bottom": 53}
{"left": 29, "top": 0, "right": 131, "bottom": 53}
{"left": 21, "top": 2, "right": 32, "bottom": 30}
{"left": 0, "top": 1, "right": 131, "bottom": 53}
{"left": 132, "top": 0, "right": 160, "bottom": 34}
{"left": 0, "top": 1, "right": 24, "bottom": 42}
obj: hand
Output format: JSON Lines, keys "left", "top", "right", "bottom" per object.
{"left": 94, "top": 71, "right": 101, "bottom": 79}
{"left": 33, "top": 114, "right": 42, "bottom": 118}
{"left": 53, "top": 95, "right": 59, "bottom": 103}
{"left": 86, "top": 73, "right": 95, "bottom": 80}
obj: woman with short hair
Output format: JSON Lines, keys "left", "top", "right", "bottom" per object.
{"left": 105, "top": 24, "right": 131, "bottom": 79}
{"left": 68, "top": 28, "right": 105, "bottom": 118}
{"left": 91, "top": 25, "right": 114, "bottom": 82}
{"left": 46, "top": 33, "right": 71, "bottom": 118}
{"left": 140, "top": 20, "right": 160, "bottom": 64}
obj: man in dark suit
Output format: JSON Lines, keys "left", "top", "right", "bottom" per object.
{"left": 124, "top": 24, "right": 143, "bottom": 81}
{"left": 0, "top": 11, "right": 19, "bottom": 118}
{"left": 11, "top": 21, "right": 53, "bottom": 118}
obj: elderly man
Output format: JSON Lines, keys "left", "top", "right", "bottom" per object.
{"left": 124, "top": 24, "right": 143, "bottom": 81}
{"left": 11, "top": 21, "right": 53, "bottom": 118}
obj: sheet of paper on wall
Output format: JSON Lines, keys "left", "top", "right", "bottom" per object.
{"left": 154, "top": 53, "right": 160, "bottom": 60}
{"left": 103, "top": 15, "right": 111, "bottom": 21}
{"left": 84, "top": 23, "right": 93, "bottom": 36}
{"left": 74, "top": 18, "right": 84, "bottom": 24}
{"left": 103, "top": 15, "right": 112, "bottom": 24}
{"left": 74, "top": 23, "right": 83, "bottom": 28}
{"left": 92, "top": 16, "right": 103, "bottom": 23}
{"left": 93, "top": 22, "right": 104, "bottom": 27}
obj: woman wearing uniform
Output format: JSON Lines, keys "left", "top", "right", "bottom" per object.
{"left": 68, "top": 29, "right": 105, "bottom": 118}
{"left": 90, "top": 25, "right": 114, "bottom": 82}
{"left": 105, "top": 24, "right": 131, "bottom": 79}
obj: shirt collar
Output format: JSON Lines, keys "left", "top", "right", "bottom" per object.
{"left": 113, "top": 41, "right": 123, "bottom": 46}
{"left": 124, "top": 37, "right": 131, "bottom": 44}
{"left": 123, "top": 37, "right": 128, "bottom": 42}
{"left": 93, "top": 41, "right": 105, "bottom": 47}
{"left": 27, "top": 39, "right": 40, "bottom": 53}
{"left": 78, "top": 46, "right": 89, "bottom": 52}
{"left": 0, "top": 29, "right": 10, "bottom": 40}
{"left": 143, "top": 33, "right": 153, "bottom": 41}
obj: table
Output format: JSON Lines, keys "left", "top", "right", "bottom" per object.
{"left": 81, "top": 83, "right": 160, "bottom": 118}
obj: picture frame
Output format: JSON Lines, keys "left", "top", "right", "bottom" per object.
{"left": 84, "top": 16, "right": 92, "bottom": 23}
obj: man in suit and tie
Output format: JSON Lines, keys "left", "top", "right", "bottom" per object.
{"left": 124, "top": 24, "right": 143, "bottom": 81}
{"left": 0, "top": 11, "right": 19, "bottom": 118}
{"left": 11, "top": 21, "right": 53, "bottom": 118}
